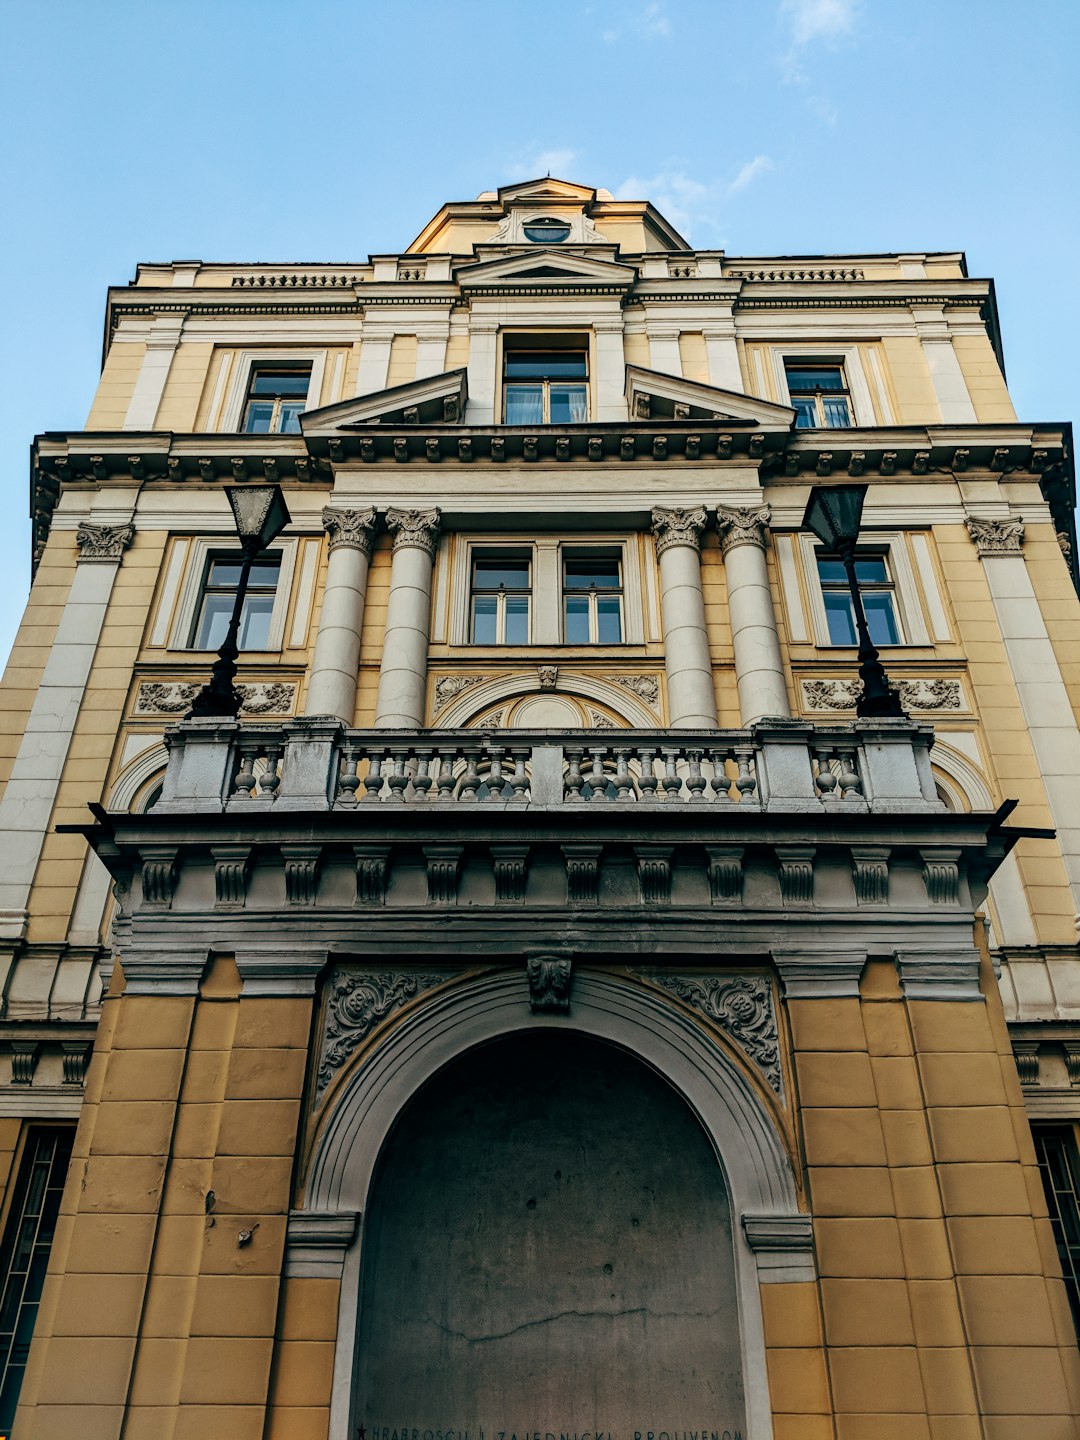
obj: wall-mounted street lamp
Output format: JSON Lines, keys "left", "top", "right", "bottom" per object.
{"left": 802, "top": 483, "right": 906, "bottom": 719}
{"left": 188, "top": 485, "right": 292, "bottom": 719}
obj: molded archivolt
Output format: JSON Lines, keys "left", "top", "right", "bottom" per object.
{"left": 929, "top": 740, "right": 995, "bottom": 813}
{"left": 303, "top": 968, "right": 806, "bottom": 1440}
{"left": 434, "top": 670, "right": 659, "bottom": 727}
{"left": 107, "top": 740, "right": 169, "bottom": 812}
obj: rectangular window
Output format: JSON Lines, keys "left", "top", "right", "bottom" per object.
{"left": 563, "top": 552, "right": 623, "bottom": 644}
{"left": 241, "top": 364, "right": 311, "bottom": 434}
{"left": 816, "top": 552, "right": 901, "bottom": 646}
{"left": 785, "top": 362, "right": 852, "bottom": 429}
{"left": 0, "top": 1129, "right": 73, "bottom": 1432}
{"left": 470, "top": 553, "right": 531, "bottom": 644}
{"left": 503, "top": 337, "right": 588, "bottom": 424}
{"left": 1034, "top": 1125, "right": 1080, "bottom": 1336}
{"left": 192, "top": 552, "right": 282, "bottom": 651}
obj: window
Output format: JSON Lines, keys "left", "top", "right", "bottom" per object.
{"left": 816, "top": 552, "right": 901, "bottom": 646}
{"left": 0, "top": 1129, "right": 73, "bottom": 1432}
{"left": 241, "top": 364, "right": 311, "bottom": 434}
{"left": 522, "top": 217, "right": 571, "bottom": 243}
{"left": 503, "top": 337, "right": 588, "bottom": 424}
{"left": 470, "top": 553, "right": 531, "bottom": 644}
{"left": 785, "top": 362, "right": 852, "bottom": 429}
{"left": 563, "top": 553, "right": 623, "bottom": 644}
{"left": 1034, "top": 1126, "right": 1080, "bottom": 1334}
{"left": 192, "top": 552, "right": 282, "bottom": 650}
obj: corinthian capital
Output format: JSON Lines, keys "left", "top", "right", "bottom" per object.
{"left": 715, "top": 504, "right": 771, "bottom": 556}
{"left": 322, "top": 506, "right": 376, "bottom": 557}
{"left": 385, "top": 507, "right": 441, "bottom": 559}
{"left": 965, "top": 515, "right": 1025, "bottom": 557}
{"left": 75, "top": 521, "right": 134, "bottom": 564}
{"left": 650, "top": 506, "right": 708, "bottom": 557}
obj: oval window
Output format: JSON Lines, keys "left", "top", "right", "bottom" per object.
{"left": 523, "top": 217, "right": 571, "bottom": 243}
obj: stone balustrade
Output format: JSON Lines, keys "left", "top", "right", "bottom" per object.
{"left": 153, "top": 717, "right": 941, "bottom": 817}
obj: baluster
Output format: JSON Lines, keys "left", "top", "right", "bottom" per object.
{"left": 564, "top": 746, "right": 585, "bottom": 803}
{"left": 636, "top": 746, "right": 659, "bottom": 802}
{"left": 485, "top": 745, "right": 506, "bottom": 802}
{"left": 587, "top": 745, "right": 609, "bottom": 802}
{"left": 509, "top": 748, "right": 530, "bottom": 803}
{"left": 709, "top": 746, "right": 733, "bottom": 802}
{"left": 613, "top": 746, "right": 634, "bottom": 802}
{"left": 412, "top": 747, "right": 433, "bottom": 802}
{"left": 361, "top": 750, "right": 385, "bottom": 803}
{"left": 459, "top": 747, "right": 481, "bottom": 802}
{"left": 837, "top": 746, "right": 863, "bottom": 800}
{"left": 734, "top": 745, "right": 757, "bottom": 803}
{"left": 435, "top": 748, "right": 458, "bottom": 803}
{"left": 336, "top": 746, "right": 360, "bottom": 807}
{"left": 385, "top": 748, "right": 409, "bottom": 804}
{"left": 661, "top": 746, "right": 683, "bottom": 802}
{"left": 813, "top": 746, "right": 838, "bottom": 799}
{"left": 232, "top": 744, "right": 258, "bottom": 800}
{"left": 685, "top": 747, "right": 708, "bottom": 803}
{"left": 260, "top": 744, "right": 282, "bottom": 799}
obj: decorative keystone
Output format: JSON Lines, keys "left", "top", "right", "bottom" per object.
{"left": 527, "top": 952, "right": 572, "bottom": 1014}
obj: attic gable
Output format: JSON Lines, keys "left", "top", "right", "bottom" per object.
{"left": 497, "top": 177, "right": 598, "bottom": 204}
{"left": 625, "top": 365, "right": 797, "bottom": 428}
{"left": 456, "top": 247, "right": 636, "bottom": 293}
{"left": 299, "top": 369, "right": 467, "bottom": 432}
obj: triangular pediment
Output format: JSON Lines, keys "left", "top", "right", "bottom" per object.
{"left": 456, "top": 248, "right": 636, "bottom": 291}
{"left": 299, "top": 369, "right": 467, "bottom": 432}
{"left": 498, "top": 177, "right": 597, "bottom": 203}
{"left": 625, "top": 365, "right": 796, "bottom": 428}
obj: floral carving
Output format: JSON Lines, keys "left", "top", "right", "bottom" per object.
{"left": 135, "top": 681, "right": 295, "bottom": 716}
{"left": 613, "top": 674, "right": 660, "bottom": 707}
{"left": 316, "top": 970, "right": 450, "bottom": 1096}
{"left": 652, "top": 973, "right": 783, "bottom": 1096}
{"left": 75, "top": 521, "right": 133, "bottom": 563}
{"left": 715, "top": 504, "right": 770, "bottom": 556}
{"left": 650, "top": 506, "right": 707, "bottom": 557}
{"left": 965, "top": 516, "right": 1025, "bottom": 556}
{"left": 801, "top": 678, "right": 962, "bottom": 712}
{"left": 386, "top": 506, "right": 440, "bottom": 558}
{"left": 433, "top": 674, "right": 486, "bottom": 710}
{"left": 322, "top": 506, "right": 376, "bottom": 556}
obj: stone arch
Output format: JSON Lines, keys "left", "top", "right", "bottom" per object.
{"left": 302, "top": 968, "right": 808, "bottom": 1440}
{"left": 433, "top": 670, "right": 660, "bottom": 727}
{"left": 929, "top": 740, "right": 995, "bottom": 813}
{"left": 108, "top": 739, "right": 168, "bottom": 811}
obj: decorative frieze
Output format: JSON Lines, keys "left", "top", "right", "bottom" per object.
{"left": 385, "top": 506, "right": 440, "bottom": 559}
{"left": 491, "top": 845, "right": 529, "bottom": 903}
{"left": 776, "top": 847, "right": 815, "bottom": 905}
{"left": 651, "top": 973, "right": 783, "bottom": 1096}
{"left": 282, "top": 845, "right": 321, "bottom": 905}
{"left": 75, "top": 521, "right": 133, "bottom": 564}
{"left": 212, "top": 846, "right": 251, "bottom": 907}
{"left": 716, "top": 505, "right": 770, "bottom": 557}
{"left": 851, "top": 847, "right": 890, "bottom": 905}
{"left": 650, "top": 505, "right": 708, "bottom": 557}
{"left": 706, "top": 846, "right": 744, "bottom": 904}
{"left": 635, "top": 846, "right": 673, "bottom": 904}
{"left": 353, "top": 845, "right": 390, "bottom": 905}
{"left": 921, "top": 848, "right": 961, "bottom": 906}
{"left": 135, "top": 681, "right": 296, "bottom": 716}
{"left": 322, "top": 506, "right": 376, "bottom": 556}
{"left": 425, "top": 845, "right": 461, "bottom": 904}
{"left": 317, "top": 970, "right": 450, "bottom": 1096}
{"left": 800, "top": 678, "right": 963, "bottom": 713}
{"left": 563, "top": 844, "right": 601, "bottom": 904}
{"left": 527, "top": 953, "right": 572, "bottom": 1014}
{"left": 966, "top": 515, "right": 1025, "bottom": 556}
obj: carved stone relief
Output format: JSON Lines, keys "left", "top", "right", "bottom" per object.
{"left": 316, "top": 970, "right": 453, "bottom": 1097}
{"left": 966, "top": 515, "right": 1025, "bottom": 556}
{"left": 135, "top": 681, "right": 297, "bottom": 716}
{"left": 385, "top": 506, "right": 441, "bottom": 558}
{"left": 322, "top": 505, "right": 376, "bottom": 556}
{"left": 650, "top": 973, "right": 783, "bottom": 1096}
{"left": 527, "top": 953, "right": 573, "bottom": 1013}
{"left": 612, "top": 674, "right": 660, "bottom": 707}
{"left": 650, "top": 506, "right": 708, "bottom": 557}
{"left": 433, "top": 674, "right": 487, "bottom": 711}
{"left": 715, "top": 504, "right": 770, "bottom": 557}
{"left": 800, "top": 678, "right": 964, "bottom": 712}
{"left": 75, "top": 521, "right": 134, "bottom": 563}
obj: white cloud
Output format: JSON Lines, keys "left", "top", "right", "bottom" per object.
{"left": 502, "top": 147, "right": 580, "bottom": 180}
{"left": 603, "top": 2, "right": 672, "bottom": 44}
{"left": 615, "top": 158, "right": 776, "bottom": 240}
{"left": 781, "top": 0, "right": 858, "bottom": 45}
{"left": 727, "top": 155, "right": 775, "bottom": 194}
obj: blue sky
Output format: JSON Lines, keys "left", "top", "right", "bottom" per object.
{"left": 1, "top": 0, "right": 1077, "bottom": 666}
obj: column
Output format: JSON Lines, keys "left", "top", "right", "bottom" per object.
{"left": 304, "top": 507, "right": 377, "bottom": 722}
{"left": 374, "top": 508, "right": 441, "bottom": 728}
{"left": 123, "top": 314, "right": 184, "bottom": 429}
{"left": 0, "top": 520, "right": 133, "bottom": 943}
{"left": 703, "top": 315, "right": 743, "bottom": 392}
{"left": 650, "top": 508, "right": 717, "bottom": 729}
{"left": 715, "top": 505, "right": 791, "bottom": 724}
{"left": 912, "top": 305, "right": 977, "bottom": 422}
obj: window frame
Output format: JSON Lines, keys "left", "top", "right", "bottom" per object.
{"left": 498, "top": 332, "right": 592, "bottom": 426}
{"left": 167, "top": 537, "right": 297, "bottom": 653}
{"left": 190, "top": 550, "right": 285, "bottom": 652}
{"left": 783, "top": 362, "right": 853, "bottom": 429}
{"left": 814, "top": 548, "right": 902, "bottom": 647}
{"left": 796, "top": 532, "right": 931, "bottom": 649}
{"left": 239, "top": 363, "right": 313, "bottom": 436}
{"left": 561, "top": 549, "right": 625, "bottom": 645}
{"left": 217, "top": 349, "right": 327, "bottom": 433}
{"left": 468, "top": 549, "right": 533, "bottom": 646}
{"left": 770, "top": 345, "right": 885, "bottom": 427}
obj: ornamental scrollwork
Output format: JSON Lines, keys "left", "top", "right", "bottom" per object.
{"left": 965, "top": 516, "right": 1025, "bottom": 556}
{"left": 613, "top": 674, "right": 660, "bottom": 707}
{"left": 322, "top": 506, "right": 376, "bottom": 556}
{"left": 715, "top": 504, "right": 770, "bottom": 556}
{"left": 651, "top": 973, "right": 783, "bottom": 1096}
{"left": 433, "top": 674, "right": 487, "bottom": 710}
{"left": 386, "top": 506, "right": 441, "bottom": 558}
{"left": 135, "top": 681, "right": 296, "bottom": 716}
{"left": 316, "top": 970, "right": 452, "bottom": 1097}
{"left": 75, "top": 521, "right": 134, "bottom": 563}
{"left": 650, "top": 506, "right": 708, "bottom": 557}
{"left": 800, "top": 678, "right": 963, "bottom": 712}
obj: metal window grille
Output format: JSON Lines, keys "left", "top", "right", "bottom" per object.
{"left": 1033, "top": 1124, "right": 1080, "bottom": 1336}
{"left": 0, "top": 1129, "right": 73, "bottom": 1431}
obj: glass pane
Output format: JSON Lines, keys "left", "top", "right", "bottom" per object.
{"left": 522, "top": 222, "right": 571, "bottom": 243}
{"left": 821, "top": 396, "right": 852, "bottom": 428}
{"left": 194, "top": 594, "right": 234, "bottom": 650}
{"left": 207, "top": 558, "right": 245, "bottom": 587}
{"left": 504, "top": 385, "right": 544, "bottom": 424}
{"left": 549, "top": 385, "right": 588, "bottom": 423}
{"left": 865, "top": 592, "right": 900, "bottom": 646}
{"left": 249, "top": 368, "right": 310, "bottom": 398}
{"left": 564, "top": 595, "right": 590, "bottom": 644}
{"left": 504, "top": 596, "right": 529, "bottom": 644}
{"left": 471, "top": 595, "right": 497, "bottom": 644}
{"left": 279, "top": 403, "right": 305, "bottom": 434}
{"left": 472, "top": 558, "right": 530, "bottom": 590}
{"left": 238, "top": 596, "right": 274, "bottom": 650}
{"left": 791, "top": 396, "right": 817, "bottom": 429}
{"left": 565, "top": 556, "right": 620, "bottom": 589}
{"left": 786, "top": 366, "right": 845, "bottom": 392}
{"left": 242, "top": 401, "right": 274, "bottom": 434}
{"left": 853, "top": 556, "right": 888, "bottom": 583}
{"left": 816, "top": 556, "right": 847, "bottom": 584}
{"left": 823, "top": 591, "right": 857, "bottom": 644}
{"left": 504, "top": 353, "right": 587, "bottom": 379}
{"left": 596, "top": 596, "right": 622, "bottom": 643}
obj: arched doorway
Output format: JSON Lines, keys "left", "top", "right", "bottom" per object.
{"left": 353, "top": 1031, "right": 747, "bottom": 1435}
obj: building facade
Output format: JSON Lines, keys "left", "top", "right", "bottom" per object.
{"left": 0, "top": 176, "right": 1078, "bottom": 1436}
